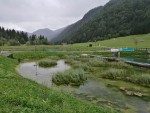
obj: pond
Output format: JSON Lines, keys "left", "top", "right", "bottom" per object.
{"left": 17, "top": 60, "right": 150, "bottom": 113}
{"left": 58, "top": 79, "right": 150, "bottom": 113}
{"left": 17, "top": 60, "right": 71, "bottom": 87}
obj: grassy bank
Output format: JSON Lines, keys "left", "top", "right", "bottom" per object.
{"left": 13, "top": 51, "right": 68, "bottom": 60}
{"left": 0, "top": 55, "right": 115, "bottom": 113}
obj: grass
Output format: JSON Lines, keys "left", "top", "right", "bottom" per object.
{"left": 52, "top": 68, "right": 87, "bottom": 86}
{"left": 88, "top": 58, "right": 107, "bottom": 67}
{"left": 1, "top": 50, "right": 150, "bottom": 112}
{"left": 98, "top": 33, "right": 150, "bottom": 48}
{"left": 108, "top": 62, "right": 133, "bottom": 69}
{"left": 0, "top": 55, "right": 115, "bottom": 113}
{"left": 13, "top": 51, "right": 68, "bottom": 60}
{"left": 126, "top": 73, "right": 150, "bottom": 87}
{"left": 102, "top": 68, "right": 127, "bottom": 79}
{"left": 0, "top": 34, "right": 150, "bottom": 53}
{"left": 38, "top": 60, "right": 57, "bottom": 68}
{"left": 65, "top": 56, "right": 150, "bottom": 87}
{"left": 64, "top": 56, "right": 150, "bottom": 101}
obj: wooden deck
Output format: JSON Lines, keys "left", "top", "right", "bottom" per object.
{"left": 125, "top": 61, "right": 150, "bottom": 68}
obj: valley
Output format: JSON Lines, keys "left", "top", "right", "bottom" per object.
{"left": 0, "top": 0, "right": 150, "bottom": 113}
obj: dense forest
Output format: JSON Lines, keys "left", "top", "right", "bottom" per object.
{"left": 0, "top": 27, "right": 49, "bottom": 46}
{"left": 52, "top": 0, "right": 150, "bottom": 44}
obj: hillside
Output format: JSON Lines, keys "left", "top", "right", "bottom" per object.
{"left": 52, "top": 0, "right": 150, "bottom": 44}
{"left": 98, "top": 33, "right": 150, "bottom": 48}
{"left": 32, "top": 27, "right": 65, "bottom": 41}
{"left": 70, "top": 33, "right": 150, "bottom": 49}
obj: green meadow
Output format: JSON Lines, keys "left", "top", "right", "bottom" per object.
{"left": 1, "top": 34, "right": 150, "bottom": 53}
{"left": 71, "top": 33, "right": 150, "bottom": 48}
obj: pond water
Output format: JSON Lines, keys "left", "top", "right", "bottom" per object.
{"left": 17, "top": 60, "right": 71, "bottom": 87}
{"left": 121, "top": 55, "right": 150, "bottom": 64}
{"left": 17, "top": 61, "right": 150, "bottom": 113}
{"left": 59, "top": 79, "right": 150, "bottom": 113}
{"left": 122, "top": 57, "right": 150, "bottom": 64}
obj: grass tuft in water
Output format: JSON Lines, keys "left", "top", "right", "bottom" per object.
{"left": 38, "top": 60, "right": 57, "bottom": 68}
{"left": 126, "top": 73, "right": 150, "bottom": 87}
{"left": 109, "top": 62, "right": 132, "bottom": 69}
{"left": 88, "top": 58, "right": 106, "bottom": 67}
{"left": 52, "top": 68, "right": 87, "bottom": 86}
{"left": 102, "top": 68, "right": 127, "bottom": 79}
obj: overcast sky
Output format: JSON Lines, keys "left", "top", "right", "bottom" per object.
{"left": 0, "top": 0, "right": 109, "bottom": 32}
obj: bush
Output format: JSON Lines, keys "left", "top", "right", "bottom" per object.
{"left": 89, "top": 44, "right": 93, "bottom": 47}
{"left": 38, "top": 60, "right": 57, "bottom": 68}
{"left": 102, "top": 68, "right": 126, "bottom": 79}
{"left": 52, "top": 68, "right": 87, "bottom": 86}
{"left": 7, "top": 39, "right": 20, "bottom": 46}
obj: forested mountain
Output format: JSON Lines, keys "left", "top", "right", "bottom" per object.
{"left": 52, "top": 0, "right": 150, "bottom": 44}
{"left": 31, "top": 27, "right": 66, "bottom": 41}
{"left": 0, "top": 27, "right": 49, "bottom": 46}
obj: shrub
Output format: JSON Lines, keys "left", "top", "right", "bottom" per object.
{"left": 52, "top": 68, "right": 87, "bottom": 86}
{"left": 89, "top": 44, "right": 93, "bottom": 47}
{"left": 38, "top": 60, "right": 57, "bottom": 68}
{"left": 7, "top": 39, "right": 20, "bottom": 46}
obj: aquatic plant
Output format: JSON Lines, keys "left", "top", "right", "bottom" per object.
{"left": 108, "top": 61, "right": 132, "bottom": 69}
{"left": 102, "top": 68, "right": 127, "bottom": 79}
{"left": 88, "top": 58, "right": 107, "bottom": 67}
{"left": 126, "top": 73, "right": 150, "bottom": 87}
{"left": 38, "top": 60, "right": 57, "bottom": 68}
{"left": 52, "top": 68, "right": 87, "bottom": 86}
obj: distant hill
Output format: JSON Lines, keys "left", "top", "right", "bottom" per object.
{"left": 52, "top": 0, "right": 150, "bottom": 44}
{"left": 31, "top": 27, "right": 66, "bottom": 40}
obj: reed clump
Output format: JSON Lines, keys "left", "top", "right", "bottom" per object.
{"left": 38, "top": 60, "right": 57, "bottom": 68}
{"left": 52, "top": 68, "right": 87, "bottom": 86}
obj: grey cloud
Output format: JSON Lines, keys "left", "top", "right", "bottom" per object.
{"left": 0, "top": 0, "right": 109, "bottom": 32}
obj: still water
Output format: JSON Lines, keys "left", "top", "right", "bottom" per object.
{"left": 122, "top": 57, "right": 150, "bottom": 64}
{"left": 17, "top": 60, "right": 150, "bottom": 113}
{"left": 17, "top": 60, "right": 70, "bottom": 87}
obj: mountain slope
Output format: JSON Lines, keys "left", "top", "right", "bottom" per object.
{"left": 32, "top": 28, "right": 54, "bottom": 40}
{"left": 52, "top": 6, "right": 103, "bottom": 44}
{"left": 52, "top": 0, "right": 150, "bottom": 44}
{"left": 32, "top": 27, "right": 65, "bottom": 40}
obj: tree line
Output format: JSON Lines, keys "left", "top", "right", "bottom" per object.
{"left": 0, "top": 27, "right": 49, "bottom": 46}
